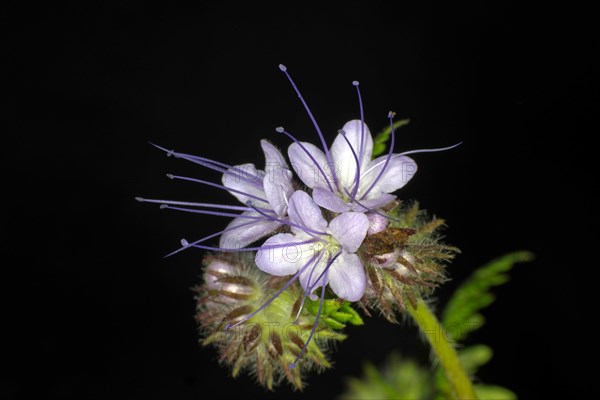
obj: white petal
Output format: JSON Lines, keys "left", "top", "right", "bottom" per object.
{"left": 287, "top": 190, "right": 327, "bottom": 234}
{"left": 261, "top": 140, "right": 294, "bottom": 216}
{"left": 288, "top": 142, "right": 332, "bottom": 189}
{"left": 255, "top": 233, "right": 315, "bottom": 276}
{"left": 219, "top": 211, "right": 281, "bottom": 249}
{"left": 330, "top": 120, "right": 373, "bottom": 189}
{"left": 327, "top": 212, "right": 369, "bottom": 253}
{"left": 328, "top": 252, "right": 366, "bottom": 301}
{"left": 312, "top": 187, "right": 350, "bottom": 213}
{"left": 360, "top": 155, "right": 417, "bottom": 197}
{"left": 221, "top": 163, "right": 267, "bottom": 205}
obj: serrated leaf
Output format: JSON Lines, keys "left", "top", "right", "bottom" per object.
{"left": 474, "top": 384, "right": 517, "bottom": 400}
{"left": 371, "top": 119, "right": 411, "bottom": 157}
{"left": 442, "top": 251, "right": 534, "bottom": 341}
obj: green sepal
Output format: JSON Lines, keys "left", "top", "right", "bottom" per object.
{"left": 305, "top": 299, "right": 364, "bottom": 329}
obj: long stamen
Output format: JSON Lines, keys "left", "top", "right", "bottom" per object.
{"left": 159, "top": 204, "right": 273, "bottom": 219}
{"left": 399, "top": 142, "right": 462, "bottom": 156}
{"left": 246, "top": 201, "right": 328, "bottom": 237}
{"left": 360, "top": 111, "right": 397, "bottom": 200}
{"left": 225, "top": 253, "right": 320, "bottom": 330}
{"left": 353, "top": 81, "right": 366, "bottom": 171}
{"left": 279, "top": 64, "right": 339, "bottom": 187}
{"left": 135, "top": 197, "right": 253, "bottom": 212}
{"left": 150, "top": 143, "right": 264, "bottom": 188}
{"left": 167, "top": 174, "right": 270, "bottom": 204}
{"left": 358, "top": 142, "right": 463, "bottom": 188}
{"left": 180, "top": 238, "right": 318, "bottom": 254}
{"left": 163, "top": 219, "right": 262, "bottom": 258}
{"left": 290, "top": 251, "right": 341, "bottom": 369}
{"left": 275, "top": 127, "right": 335, "bottom": 193}
{"left": 337, "top": 129, "right": 361, "bottom": 201}
{"left": 293, "top": 251, "right": 326, "bottom": 322}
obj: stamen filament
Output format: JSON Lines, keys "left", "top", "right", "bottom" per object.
{"left": 160, "top": 204, "right": 274, "bottom": 219}
{"left": 360, "top": 111, "right": 397, "bottom": 200}
{"left": 163, "top": 219, "right": 262, "bottom": 258}
{"left": 353, "top": 81, "right": 366, "bottom": 172}
{"left": 307, "top": 251, "right": 342, "bottom": 292}
{"left": 293, "top": 252, "right": 326, "bottom": 322}
{"left": 167, "top": 174, "right": 270, "bottom": 204}
{"left": 150, "top": 142, "right": 264, "bottom": 188}
{"left": 135, "top": 197, "right": 253, "bottom": 211}
{"left": 290, "top": 251, "right": 341, "bottom": 369}
{"left": 337, "top": 129, "right": 362, "bottom": 201}
{"left": 183, "top": 239, "right": 319, "bottom": 254}
{"left": 279, "top": 64, "right": 339, "bottom": 187}
{"left": 399, "top": 142, "right": 462, "bottom": 156}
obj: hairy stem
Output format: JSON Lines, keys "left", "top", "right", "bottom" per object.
{"left": 406, "top": 298, "right": 478, "bottom": 399}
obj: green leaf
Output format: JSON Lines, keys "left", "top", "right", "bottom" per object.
{"left": 372, "top": 119, "right": 410, "bottom": 157}
{"left": 474, "top": 384, "right": 517, "bottom": 400}
{"left": 458, "top": 345, "right": 493, "bottom": 373}
{"left": 441, "top": 251, "right": 534, "bottom": 341}
{"left": 341, "top": 353, "right": 431, "bottom": 400}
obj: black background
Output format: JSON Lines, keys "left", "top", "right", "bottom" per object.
{"left": 5, "top": 2, "right": 598, "bottom": 399}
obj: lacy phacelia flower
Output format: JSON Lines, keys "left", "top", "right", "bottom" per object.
{"left": 288, "top": 118, "right": 417, "bottom": 213}
{"left": 137, "top": 64, "right": 460, "bottom": 388}
{"left": 256, "top": 190, "right": 369, "bottom": 302}
{"left": 196, "top": 253, "right": 348, "bottom": 390}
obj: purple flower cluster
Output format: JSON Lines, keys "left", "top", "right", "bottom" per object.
{"left": 138, "top": 65, "right": 457, "bottom": 367}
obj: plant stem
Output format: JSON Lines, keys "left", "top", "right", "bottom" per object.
{"left": 406, "top": 298, "right": 478, "bottom": 399}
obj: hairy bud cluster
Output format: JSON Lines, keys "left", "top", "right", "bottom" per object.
{"left": 195, "top": 253, "right": 346, "bottom": 390}
{"left": 359, "top": 202, "right": 458, "bottom": 323}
